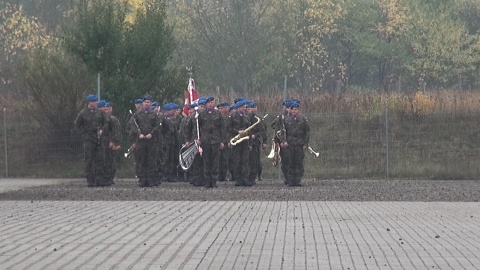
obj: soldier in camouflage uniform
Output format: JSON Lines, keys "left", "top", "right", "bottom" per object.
{"left": 246, "top": 101, "right": 267, "bottom": 185}
{"left": 101, "top": 101, "right": 122, "bottom": 185}
{"left": 128, "top": 95, "right": 161, "bottom": 187}
{"left": 227, "top": 99, "right": 253, "bottom": 186}
{"left": 179, "top": 103, "right": 196, "bottom": 183}
{"left": 216, "top": 102, "right": 230, "bottom": 181}
{"left": 196, "top": 96, "right": 226, "bottom": 188}
{"left": 126, "top": 98, "right": 144, "bottom": 178}
{"left": 74, "top": 94, "right": 108, "bottom": 187}
{"left": 280, "top": 101, "right": 310, "bottom": 186}
{"left": 160, "top": 103, "right": 179, "bottom": 182}
{"left": 271, "top": 99, "right": 294, "bottom": 184}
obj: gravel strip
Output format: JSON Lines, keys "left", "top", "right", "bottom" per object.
{"left": 0, "top": 178, "right": 478, "bottom": 201}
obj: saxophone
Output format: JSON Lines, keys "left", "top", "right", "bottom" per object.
{"left": 229, "top": 116, "right": 261, "bottom": 146}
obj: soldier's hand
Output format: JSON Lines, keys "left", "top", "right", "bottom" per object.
{"left": 131, "top": 143, "right": 137, "bottom": 150}
{"left": 139, "top": 134, "right": 145, "bottom": 139}
{"left": 262, "top": 143, "right": 267, "bottom": 150}
{"left": 195, "top": 139, "right": 201, "bottom": 146}
{"left": 109, "top": 142, "right": 115, "bottom": 149}
{"left": 114, "top": 145, "right": 122, "bottom": 151}
{"left": 239, "top": 130, "right": 246, "bottom": 135}
{"left": 251, "top": 134, "right": 255, "bottom": 139}
{"left": 220, "top": 142, "right": 225, "bottom": 150}
{"left": 98, "top": 130, "right": 103, "bottom": 137}
{"left": 281, "top": 141, "right": 288, "bottom": 148}
{"left": 145, "top": 133, "right": 152, "bottom": 140}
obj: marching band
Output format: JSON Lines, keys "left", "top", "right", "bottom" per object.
{"left": 76, "top": 91, "right": 315, "bottom": 188}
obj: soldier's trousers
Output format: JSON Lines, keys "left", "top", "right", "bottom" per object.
{"left": 83, "top": 140, "right": 99, "bottom": 186}
{"left": 248, "top": 144, "right": 261, "bottom": 183}
{"left": 219, "top": 148, "right": 229, "bottom": 181}
{"left": 286, "top": 145, "right": 305, "bottom": 184}
{"left": 202, "top": 143, "right": 220, "bottom": 187}
{"left": 231, "top": 140, "right": 249, "bottom": 185}
{"left": 137, "top": 139, "right": 156, "bottom": 186}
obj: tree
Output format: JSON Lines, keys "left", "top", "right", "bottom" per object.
{"left": 171, "top": 0, "right": 283, "bottom": 96}
{"left": 62, "top": 0, "right": 182, "bottom": 117}
{"left": 15, "top": 45, "right": 92, "bottom": 152}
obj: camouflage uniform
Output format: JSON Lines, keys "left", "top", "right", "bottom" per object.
{"left": 281, "top": 113, "right": 310, "bottom": 186}
{"left": 161, "top": 114, "right": 178, "bottom": 182}
{"left": 74, "top": 107, "right": 108, "bottom": 187}
{"left": 248, "top": 113, "right": 267, "bottom": 184}
{"left": 129, "top": 109, "right": 161, "bottom": 187}
{"left": 227, "top": 110, "right": 252, "bottom": 186}
{"left": 103, "top": 114, "right": 122, "bottom": 184}
{"left": 197, "top": 108, "right": 226, "bottom": 188}
{"left": 272, "top": 111, "right": 289, "bottom": 184}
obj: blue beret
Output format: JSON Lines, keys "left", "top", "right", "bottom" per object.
{"left": 151, "top": 101, "right": 159, "bottom": 107}
{"left": 282, "top": 99, "right": 291, "bottom": 106}
{"left": 172, "top": 103, "right": 180, "bottom": 110}
{"left": 235, "top": 100, "right": 247, "bottom": 108}
{"left": 163, "top": 103, "right": 175, "bottom": 111}
{"left": 234, "top": 97, "right": 246, "bottom": 103}
{"left": 106, "top": 102, "right": 112, "bottom": 107}
{"left": 246, "top": 101, "right": 256, "bottom": 108}
{"left": 216, "top": 102, "right": 229, "bottom": 108}
{"left": 229, "top": 104, "right": 236, "bottom": 111}
{"left": 290, "top": 101, "right": 300, "bottom": 109}
{"left": 205, "top": 96, "right": 214, "bottom": 103}
{"left": 188, "top": 103, "right": 197, "bottom": 109}
{"left": 197, "top": 97, "right": 207, "bottom": 105}
{"left": 135, "top": 98, "right": 143, "bottom": 104}
{"left": 97, "top": 100, "right": 106, "bottom": 108}
{"left": 143, "top": 95, "right": 153, "bottom": 101}
{"left": 86, "top": 94, "right": 98, "bottom": 102}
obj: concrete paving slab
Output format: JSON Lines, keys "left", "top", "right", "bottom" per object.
{"left": 0, "top": 201, "right": 479, "bottom": 269}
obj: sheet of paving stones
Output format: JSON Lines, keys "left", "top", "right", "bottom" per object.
{"left": 0, "top": 201, "right": 479, "bottom": 269}
{"left": 0, "top": 178, "right": 479, "bottom": 201}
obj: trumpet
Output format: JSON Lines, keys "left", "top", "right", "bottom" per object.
{"left": 124, "top": 145, "right": 135, "bottom": 158}
{"left": 307, "top": 146, "right": 319, "bottom": 158}
{"left": 230, "top": 116, "right": 261, "bottom": 146}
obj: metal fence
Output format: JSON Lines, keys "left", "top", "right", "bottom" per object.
{"left": 1, "top": 108, "right": 480, "bottom": 179}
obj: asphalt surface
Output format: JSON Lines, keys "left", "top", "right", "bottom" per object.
{"left": 0, "top": 178, "right": 479, "bottom": 269}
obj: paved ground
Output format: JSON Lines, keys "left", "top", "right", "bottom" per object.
{"left": 0, "top": 179, "right": 479, "bottom": 269}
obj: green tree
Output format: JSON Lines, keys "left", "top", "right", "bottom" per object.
{"left": 171, "top": 0, "right": 283, "bottom": 95}
{"left": 62, "top": 0, "right": 181, "bottom": 117}
{"left": 15, "top": 45, "right": 92, "bottom": 151}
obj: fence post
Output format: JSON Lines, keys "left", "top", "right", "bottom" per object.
{"left": 3, "top": 108, "right": 8, "bottom": 177}
{"left": 385, "top": 107, "right": 389, "bottom": 179}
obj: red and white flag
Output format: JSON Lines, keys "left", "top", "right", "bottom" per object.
{"left": 183, "top": 78, "right": 199, "bottom": 116}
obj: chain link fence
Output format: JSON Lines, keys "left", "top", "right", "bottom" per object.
{"left": 1, "top": 109, "right": 480, "bottom": 179}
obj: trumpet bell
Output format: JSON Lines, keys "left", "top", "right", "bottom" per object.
{"left": 267, "top": 143, "right": 276, "bottom": 158}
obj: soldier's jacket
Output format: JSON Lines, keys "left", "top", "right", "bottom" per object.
{"left": 162, "top": 115, "right": 179, "bottom": 145}
{"left": 129, "top": 109, "right": 161, "bottom": 144}
{"left": 249, "top": 113, "right": 267, "bottom": 146}
{"left": 197, "top": 108, "right": 226, "bottom": 144}
{"left": 74, "top": 107, "right": 108, "bottom": 143}
{"left": 180, "top": 114, "right": 195, "bottom": 144}
{"left": 282, "top": 113, "right": 310, "bottom": 146}
{"left": 227, "top": 110, "right": 252, "bottom": 141}
{"left": 104, "top": 115, "right": 122, "bottom": 145}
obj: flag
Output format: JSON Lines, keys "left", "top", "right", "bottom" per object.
{"left": 183, "top": 77, "right": 199, "bottom": 116}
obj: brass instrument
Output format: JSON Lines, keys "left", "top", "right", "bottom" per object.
{"left": 307, "top": 146, "right": 319, "bottom": 158}
{"left": 229, "top": 116, "right": 261, "bottom": 146}
{"left": 124, "top": 145, "right": 134, "bottom": 158}
{"left": 267, "top": 140, "right": 281, "bottom": 166}
{"left": 179, "top": 142, "right": 199, "bottom": 170}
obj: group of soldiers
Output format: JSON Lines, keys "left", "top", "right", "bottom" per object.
{"left": 74, "top": 93, "right": 310, "bottom": 188}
